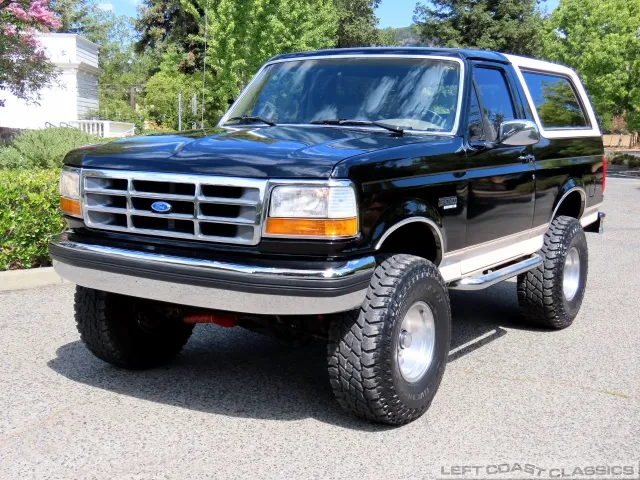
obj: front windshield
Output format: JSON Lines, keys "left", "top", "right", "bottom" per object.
{"left": 223, "top": 57, "right": 462, "bottom": 133}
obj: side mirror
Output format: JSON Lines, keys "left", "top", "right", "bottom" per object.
{"left": 498, "top": 120, "right": 540, "bottom": 146}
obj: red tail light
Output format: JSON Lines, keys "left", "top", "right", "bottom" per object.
{"left": 602, "top": 155, "right": 607, "bottom": 193}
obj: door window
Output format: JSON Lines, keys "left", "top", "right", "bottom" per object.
{"left": 467, "top": 86, "right": 485, "bottom": 142}
{"left": 473, "top": 67, "right": 516, "bottom": 142}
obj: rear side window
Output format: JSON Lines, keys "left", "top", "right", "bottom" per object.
{"left": 473, "top": 67, "right": 516, "bottom": 142}
{"left": 521, "top": 71, "right": 589, "bottom": 129}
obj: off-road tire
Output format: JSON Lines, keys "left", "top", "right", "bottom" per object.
{"left": 75, "top": 286, "right": 194, "bottom": 369}
{"left": 327, "top": 255, "right": 451, "bottom": 425}
{"left": 517, "top": 215, "right": 588, "bottom": 329}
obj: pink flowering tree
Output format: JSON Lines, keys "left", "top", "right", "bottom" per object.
{"left": 0, "top": 0, "right": 61, "bottom": 107}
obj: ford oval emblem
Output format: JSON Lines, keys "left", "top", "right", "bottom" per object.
{"left": 151, "top": 201, "right": 172, "bottom": 213}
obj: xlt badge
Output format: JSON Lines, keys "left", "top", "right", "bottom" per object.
{"left": 438, "top": 196, "right": 457, "bottom": 210}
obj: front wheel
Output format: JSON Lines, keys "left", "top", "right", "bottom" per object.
{"left": 517, "top": 215, "right": 588, "bottom": 329}
{"left": 327, "top": 255, "right": 451, "bottom": 425}
{"left": 74, "top": 286, "right": 194, "bottom": 369}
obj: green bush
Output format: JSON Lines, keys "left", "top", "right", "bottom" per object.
{"left": 0, "top": 128, "right": 103, "bottom": 170}
{"left": 606, "top": 151, "right": 640, "bottom": 168}
{"left": 0, "top": 169, "right": 64, "bottom": 270}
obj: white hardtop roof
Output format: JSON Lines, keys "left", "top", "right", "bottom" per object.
{"left": 504, "top": 54, "right": 577, "bottom": 77}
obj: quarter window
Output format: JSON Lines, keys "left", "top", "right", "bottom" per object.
{"left": 473, "top": 67, "right": 516, "bottom": 142}
{"left": 522, "top": 71, "right": 589, "bottom": 129}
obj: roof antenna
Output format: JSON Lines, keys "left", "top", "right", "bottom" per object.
{"left": 201, "top": 0, "right": 209, "bottom": 128}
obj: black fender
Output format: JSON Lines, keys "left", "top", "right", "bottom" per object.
{"left": 366, "top": 199, "right": 445, "bottom": 263}
{"left": 551, "top": 179, "right": 586, "bottom": 221}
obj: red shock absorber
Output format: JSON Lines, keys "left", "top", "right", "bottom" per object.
{"left": 602, "top": 155, "right": 607, "bottom": 193}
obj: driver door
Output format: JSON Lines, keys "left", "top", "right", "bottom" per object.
{"left": 463, "top": 63, "right": 536, "bottom": 271}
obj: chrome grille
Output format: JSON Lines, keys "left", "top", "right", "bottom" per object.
{"left": 81, "top": 170, "right": 267, "bottom": 245}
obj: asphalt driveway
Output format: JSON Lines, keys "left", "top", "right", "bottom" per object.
{"left": 1, "top": 175, "right": 639, "bottom": 479}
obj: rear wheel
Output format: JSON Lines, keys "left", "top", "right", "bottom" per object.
{"left": 517, "top": 215, "right": 588, "bottom": 329}
{"left": 327, "top": 255, "right": 451, "bottom": 425}
{"left": 74, "top": 286, "right": 194, "bottom": 369}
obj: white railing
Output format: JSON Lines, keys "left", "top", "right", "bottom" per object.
{"left": 67, "top": 120, "right": 135, "bottom": 138}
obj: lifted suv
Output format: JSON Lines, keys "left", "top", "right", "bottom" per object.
{"left": 50, "top": 48, "right": 605, "bottom": 425}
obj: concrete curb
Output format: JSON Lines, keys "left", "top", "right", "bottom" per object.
{"left": 0, "top": 267, "right": 69, "bottom": 292}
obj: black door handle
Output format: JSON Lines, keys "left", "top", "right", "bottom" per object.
{"left": 453, "top": 170, "right": 467, "bottom": 178}
{"left": 519, "top": 154, "right": 536, "bottom": 164}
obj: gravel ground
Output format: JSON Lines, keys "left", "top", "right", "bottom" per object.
{"left": 1, "top": 177, "right": 639, "bottom": 480}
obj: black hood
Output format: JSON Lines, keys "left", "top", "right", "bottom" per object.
{"left": 64, "top": 126, "right": 434, "bottom": 179}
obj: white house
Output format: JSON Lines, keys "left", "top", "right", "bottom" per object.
{"left": 0, "top": 33, "right": 134, "bottom": 137}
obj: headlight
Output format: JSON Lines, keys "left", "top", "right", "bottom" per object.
{"left": 265, "top": 184, "right": 358, "bottom": 239}
{"left": 59, "top": 167, "right": 82, "bottom": 217}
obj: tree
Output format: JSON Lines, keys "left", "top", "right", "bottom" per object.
{"left": 542, "top": 0, "right": 640, "bottom": 131}
{"left": 135, "top": 0, "right": 339, "bottom": 127}
{"left": 413, "top": 0, "right": 545, "bottom": 57}
{"left": 162, "top": 0, "right": 337, "bottom": 121}
{"left": 0, "top": 0, "right": 60, "bottom": 107}
{"left": 377, "top": 27, "right": 399, "bottom": 46}
{"left": 51, "top": 0, "right": 125, "bottom": 51}
{"left": 135, "top": 0, "right": 202, "bottom": 73}
{"left": 87, "top": 12, "right": 154, "bottom": 129}
{"left": 334, "top": 0, "right": 381, "bottom": 47}
{"left": 382, "top": 26, "right": 420, "bottom": 46}
{"left": 143, "top": 70, "right": 201, "bottom": 130}
{"left": 50, "top": 0, "right": 102, "bottom": 37}
{"left": 136, "top": 0, "right": 338, "bottom": 76}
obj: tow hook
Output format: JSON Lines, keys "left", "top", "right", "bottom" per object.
{"left": 183, "top": 313, "right": 237, "bottom": 328}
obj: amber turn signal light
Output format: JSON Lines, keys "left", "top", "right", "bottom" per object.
{"left": 60, "top": 197, "right": 82, "bottom": 217}
{"left": 265, "top": 217, "right": 357, "bottom": 238}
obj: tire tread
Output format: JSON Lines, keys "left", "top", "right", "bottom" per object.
{"left": 74, "top": 287, "right": 193, "bottom": 369}
{"left": 327, "top": 255, "right": 450, "bottom": 425}
{"left": 517, "top": 215, "right": 588, "bottom": 329}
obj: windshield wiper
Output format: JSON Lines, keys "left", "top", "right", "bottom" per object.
{"left": 310, "top": 119, "right": 406, "bottom": 135}
{"left": 225, "top": 115, "right": 277, "bottom": 126}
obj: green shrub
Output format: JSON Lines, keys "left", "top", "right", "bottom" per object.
{"left": 0, "top": 128, "right": 103, "bottom": 170}
{"left": 606, "top": 151, "right": 640, "bottom": 168}
{"left": 0, "top": 169, "right": 64, "bottom": 270}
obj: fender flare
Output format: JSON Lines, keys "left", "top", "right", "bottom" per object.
{"left": 551, "top": 182, "right": 586, "bottom": 221}
{"left": 371, "top": 200, "right": 445, "bottom": 264}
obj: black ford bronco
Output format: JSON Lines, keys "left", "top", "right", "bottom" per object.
{"left": 50, "top": 48, "right": 605, "bottom": 425}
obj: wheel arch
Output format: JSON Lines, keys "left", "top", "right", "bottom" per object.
{"left": 373, "top": 205, "right": 445, "bottom": 265}
{"left": 551, "top": 184, "right": 586, "bottom": 221}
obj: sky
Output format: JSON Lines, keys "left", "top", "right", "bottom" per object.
{"left": 96, "top": 0, "right": 138, "bottom": 16}
{"left": 101, "top": 0, "right": 562, "bottom": 27}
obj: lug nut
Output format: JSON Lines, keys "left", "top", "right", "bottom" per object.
{"left": 399, "top": 330, "right": 412, "bottom": 349}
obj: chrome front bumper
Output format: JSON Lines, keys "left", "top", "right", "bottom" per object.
{"left": 49, "top": 235, "right": 375, "bottom": 315}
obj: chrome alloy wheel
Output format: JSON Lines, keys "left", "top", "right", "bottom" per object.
{"left": 563, "top": 246, "right": 581, "bottom": 301}
{"left": 397, "top": 301, "right": 436, "bottom": 383}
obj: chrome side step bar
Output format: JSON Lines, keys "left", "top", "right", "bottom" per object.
{"left": 448, "top": 254, "right": 542, "bottom": 291}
